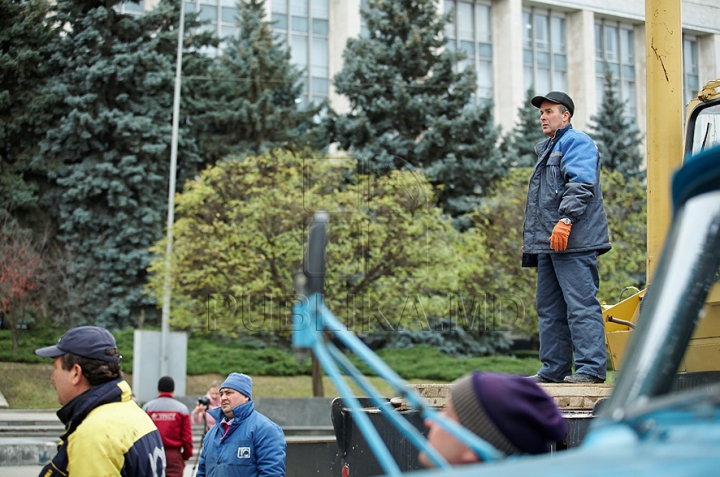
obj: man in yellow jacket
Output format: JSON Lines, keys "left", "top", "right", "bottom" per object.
{"left": 35, "top": 326, "right": 166, "bottom": 477}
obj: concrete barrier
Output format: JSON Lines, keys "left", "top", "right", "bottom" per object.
{"left": 0, "top": 399, "right": 339, "bottom": 470}
{"left": 176, "top": 396, "right": 334, "bottom": 428}
{"left": 0, "top": 438, "right": 57, "bottom": 466}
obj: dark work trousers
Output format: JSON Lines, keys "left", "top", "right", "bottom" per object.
{"left": 535, "top": 251, "right": 607, "bottom": 382}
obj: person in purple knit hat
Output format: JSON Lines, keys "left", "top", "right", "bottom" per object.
{"left": 419, "top": 371, "right": 567, "bottom": 467}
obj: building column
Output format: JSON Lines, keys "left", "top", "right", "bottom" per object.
{"left": 492, "top": 0, "right": 524, "bottom": 133}
{"left": 699, "top": 33, "right": 720, "bottom": 88}
{"left": 328, "top": 0, "right": 361, "bottom": 114}
{"left": 566, "top": 9, "right": 596, "bottom": 133}
{"left": 634, "top": 23, "right": 647, "bottom": 165}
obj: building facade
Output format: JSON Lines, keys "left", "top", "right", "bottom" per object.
{"left": 132, "top": 0, "right": 720, "bottom": 139}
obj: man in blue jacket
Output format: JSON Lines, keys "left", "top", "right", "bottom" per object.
{"left": 523, "top": 91, "right": 611, "bottom": 385}
{"left": 196, "top": 372, "right": 286, "bottom": 477}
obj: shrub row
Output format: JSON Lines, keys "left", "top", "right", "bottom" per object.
{"left": 0, "top": 329, "right": 540, "bottom": 381}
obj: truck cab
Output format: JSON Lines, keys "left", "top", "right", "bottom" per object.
{"left": 685, "top": 80, "right": 720, "bottom": 156}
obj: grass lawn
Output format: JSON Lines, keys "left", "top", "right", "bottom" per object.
{"left": 0, "top": 361, "right": 613, "bottom": 409}
{"left": 0, "top": 362, "right": 445, "bottom": 409}
{"left": 0, "top": 328, "right": 544, "bottom": 409}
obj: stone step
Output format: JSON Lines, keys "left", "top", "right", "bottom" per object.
{"left": 0, "top": 426, "right": 64, "bottom": 437}
{"left": 406, "top": 383, "right": 612, "bottom": 411}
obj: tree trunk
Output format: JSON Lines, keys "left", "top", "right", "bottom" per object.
{"left": 10, "top": 309, "right": 20, "bottom": 356}
{"left": 311, "top": 351, "right": 324, "bottom": 397}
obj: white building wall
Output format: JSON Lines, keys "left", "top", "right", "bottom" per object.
{"left": 634, "top": 23, "right": 648, "bottom": 161}
{"left": 320, "top": 0, "right": 718, "bottom": 135}
{"left": 140, "top": 0, "right": 720, "bottom": 138}
{"left": 699, "top": 34, "right": 720, "bottom": 86}
{"left": 493, "top": 0, "right": 525, "bottom": 133}
{"left": 682, "top": 0, "right": 720, "bottom": 34}
{"left": 566, "top": 9, "right": 596, "bottom": 133}
{"left": 328, "top": 0, "right": 360, "bottom": 114}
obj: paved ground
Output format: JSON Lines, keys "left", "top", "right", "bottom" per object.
{"left": 2, "top": 463, "right": 200, "bottom": 476}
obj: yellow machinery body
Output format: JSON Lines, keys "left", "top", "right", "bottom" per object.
{"left": 605, "top": 285, "right": 720, "bottom": 372}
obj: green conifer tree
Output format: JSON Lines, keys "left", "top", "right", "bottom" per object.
{"left": 194, "top": 0, "right": 326, "bottom": 162}
{"left": 38, "top": 0, "right": 214, "bottom": 328}
{"left": 0, "top": 0, "right": 56, "bottom": 225}
{"left": 504, "top": 87, "right": 545, "bottom": 168}
{"left": 589, "top": 70, "right": 644, "bottom": 179}
{"left": 332, "top": 0, "right": 504, "bottom": 217}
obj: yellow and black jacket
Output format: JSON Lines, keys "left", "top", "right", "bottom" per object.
{"left": 40, "top": 378, "right": 165, "bottom": 477}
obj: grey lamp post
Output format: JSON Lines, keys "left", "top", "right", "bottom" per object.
{"left": 160, "top": 0, "right": 186, "bottom": 376}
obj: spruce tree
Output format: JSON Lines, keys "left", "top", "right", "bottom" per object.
{"left": 194, "top": 0, "right": 326, "bottom": 163}
{"left": 422, "top": 101, "right": 503, "bottom": 221}
{"left": 38, "top": 0, "right": 213, "bottom": 328}
{"left": 589, "top": 70, "right": 644, "bottom": 179}
{"left": 147, "top": 0, "right": 219, "bottom": 185}
{"left": 332, "top": 0, "right": 504, "bottom": 217}
{"left": 0, "top": 0, "right": 56, "bottom": 225}
{"left": 504, "top": 87, "right": 545, "bottom": 168}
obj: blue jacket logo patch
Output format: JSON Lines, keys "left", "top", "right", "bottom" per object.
{"left": 237, "top": 447, "right": 251, "bottom": 458}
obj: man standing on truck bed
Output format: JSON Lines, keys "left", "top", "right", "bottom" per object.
{"left": 523, "top": 91, "right": 611, "bottom": 384}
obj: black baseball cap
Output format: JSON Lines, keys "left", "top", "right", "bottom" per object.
{"left": 35, "top": 326, "right": 122, "bottom": 363}
{"left": 531, "top": 91, "right": 575, "bottom": 117}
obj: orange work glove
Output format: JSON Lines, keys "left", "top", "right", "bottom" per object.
{"left": 549, "top": 220, "right": 572, "bottom": 251}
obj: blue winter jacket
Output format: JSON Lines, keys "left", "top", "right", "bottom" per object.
{"left": 196, "top": 400, "right": 286, "bottom": 477}
{"left": 522, "top": 124, "right": 611, "bottom": 257}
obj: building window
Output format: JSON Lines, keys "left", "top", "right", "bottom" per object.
{"left": 595, "top": 20, "right": 636, "bottom": 119}
{"left": 121, "top": 0, "right": 144, "bottom": 14}
{"left": 184, "top": 0, "right": 239, "bottom": 55}
{"left": 444, "top": 1, "right": 493, "bottom": 104}
{"left": 360, "top": 0, "right": 370, "bottom": 38}
{"left": 523, "top": 9, "right": 567, "bottom": 95}
{"left": 683, "top": 35, "right": 699, "bottom": 107}
{"left": 271, "top": 0, "right": 329, "bottom": 107}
